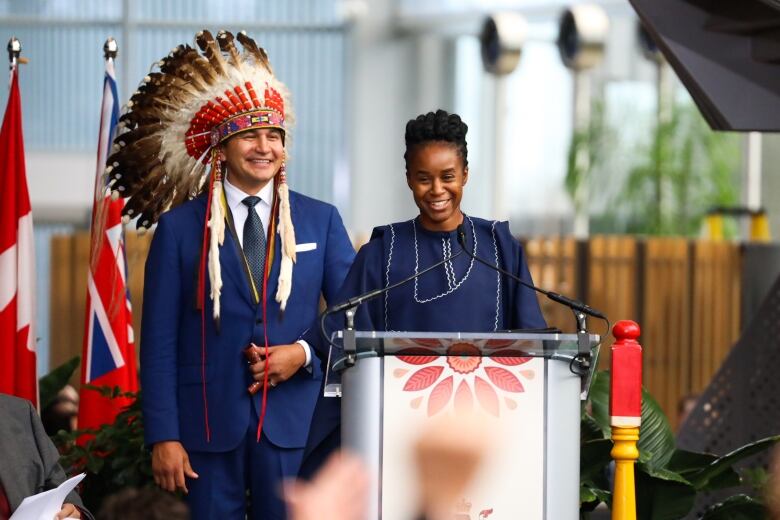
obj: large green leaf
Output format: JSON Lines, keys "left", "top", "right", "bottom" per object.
{"left": 581, "top": 409, "right": 605, "bottom": 442}
{"left": 689, "top": 435, "right": 780, "bottom": 491}
{"left": 636, "top": 389, "right": 675, "bottom": 471}
{"left": 39, "top": 356, "right": 80, "bottom": 409}
{"left": 637, "top": 463, "right": 691, "bottom": 486}
{"left": 636, "top": 470, "right": 696, "bottom": 520}
{"left": 700, "top": 495, "right": 765, "bottom": 520}
{"left": 667, "top": 449, "right": 718, "bottom": 476}
{"left": 665, "top": 449, "right": 741, "bottom": 489}
{"left": 586, "top": 371, "right": 611, "bottom": 436}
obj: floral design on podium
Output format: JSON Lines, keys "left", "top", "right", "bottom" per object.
{"left": 391, "top": 338, "right": 537, "bottom": 416}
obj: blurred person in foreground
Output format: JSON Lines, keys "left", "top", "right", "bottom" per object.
{"left": 285, "top": 452, "right": 369, "bottom": 520}
{"left": 300, "top": 109, "right": 547, "bottom": 477}
{"left": 0, "top": 393, "right": 93, "bottom": 520}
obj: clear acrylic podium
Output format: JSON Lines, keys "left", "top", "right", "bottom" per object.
{"left": 326, "top": 330, "right": 600, "bottom": 520}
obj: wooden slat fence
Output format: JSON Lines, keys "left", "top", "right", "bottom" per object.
{"left": 524, "top": 235, "right": 742, "bottom": 430}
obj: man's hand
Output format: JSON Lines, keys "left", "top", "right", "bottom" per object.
{"left": 248, "top": 343, "right": 306, "bottom": 387}
{"left": 152, "top": 440, "right": 198, "bottom": 493}
{"left": 54, "top": 503, "right": 81, "bottom": 519}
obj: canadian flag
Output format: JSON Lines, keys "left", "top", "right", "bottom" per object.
{"left": 0, "top": 64, "right": 37, "bottom": 407}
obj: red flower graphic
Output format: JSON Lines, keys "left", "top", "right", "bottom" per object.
{"left": 395, "top": 339, "right": 534, "bottom": 417}
{"left": 446, "top": 342, "right": 482, "bottom": 374}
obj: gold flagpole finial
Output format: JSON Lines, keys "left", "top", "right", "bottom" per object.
{"left": 103, "top": 37, "right": 118, "bottom": 61}
{"left": 7, "top": 37, "right": 21, "bottom": 69}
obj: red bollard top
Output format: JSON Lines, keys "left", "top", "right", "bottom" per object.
{"left": 610, "top": 320, "right": 642, "bottom": 427}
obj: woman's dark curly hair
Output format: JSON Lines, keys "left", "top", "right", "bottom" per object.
{"left": 404, "top": 109, "right": 468, "bottom": 170}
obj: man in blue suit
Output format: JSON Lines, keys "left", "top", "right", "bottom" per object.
{"left": 118, "top": 31, "right": 355, "bottom": 519}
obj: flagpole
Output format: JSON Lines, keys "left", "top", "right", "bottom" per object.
{"left": 104, "top": 36, "right": 118, "bottom": 63}
{"left": 7, "top": 37, "right": 20, "bottom": 69}
{"left": 77, "top": 35, "right": 138, "bottom": 436}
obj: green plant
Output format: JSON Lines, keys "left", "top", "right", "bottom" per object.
{"left": 581, "top": 371, "right": 779, "bottom": 519}
{"left": 608, "top": 102, "right": 741, "bottom": 236}
{"left": 565, "top": 100, "right": 611, "bottom": 221}
{"left": 54, "top": 387, "right": 154, "bottom": 512}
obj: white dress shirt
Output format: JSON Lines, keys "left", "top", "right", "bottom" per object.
{"left": 223, "top": 175, "right": 312, "bottom": 368}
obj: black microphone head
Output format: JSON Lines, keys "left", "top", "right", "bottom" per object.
{"left": 456, "top": 224, "right": 467, "bottom": 247}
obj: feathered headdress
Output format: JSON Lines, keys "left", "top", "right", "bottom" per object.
{"left": 106, "top": 29, "right": 298, "bottom": 318}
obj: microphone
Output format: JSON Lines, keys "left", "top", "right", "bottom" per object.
{"left": 318, "top": 235, "right": 466, "bottom": 364}
{"left": 324, "top": 249, "right": 464, "bottom": 316}
{"left": 456, "top": 224, "right": 606, "bottom": 320}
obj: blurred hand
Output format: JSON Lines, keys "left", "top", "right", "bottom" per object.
{"left": 285, "top": 452, "right": 369, "bottom": 520}
{"left": 54, "top": 503, "right": 80, "bottom": 519}
{"left": 248, "top": 343, "right": 306, "bottom": 387}
{"left": 152, "top": 440, "right": 198, "bottom": 493}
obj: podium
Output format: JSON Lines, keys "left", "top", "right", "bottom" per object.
{"left": 326, "top": 330, "right": 600, "bottom": 520}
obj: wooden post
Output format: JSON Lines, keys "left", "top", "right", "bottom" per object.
{"left": 610, "top": 320, "right": 642, "bottom": 520}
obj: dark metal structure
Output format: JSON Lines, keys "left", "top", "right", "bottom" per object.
{"left": 629, "top": 0, "right": 780, "bottom": 131}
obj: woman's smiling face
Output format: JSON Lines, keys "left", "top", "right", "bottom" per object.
{"left": 406, "top": 141, "right": 468, "bottom": 232}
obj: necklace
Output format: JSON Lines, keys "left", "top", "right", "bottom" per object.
{"left": 412, "top": 215, "right": 476, "bottom": 303}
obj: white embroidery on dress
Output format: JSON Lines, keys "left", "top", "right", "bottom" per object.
{"left": 491, "top": 220, "right": 501, "bottom": 331}
{"left": 412, "top": 216, "right": 476, "bottom": 304}
{"left": 384, "top": 223, "right": 396, "bottom": 331}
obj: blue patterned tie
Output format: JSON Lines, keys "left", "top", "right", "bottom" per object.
{"left": 242, "top": 196, "right": 266, "bottom": 292}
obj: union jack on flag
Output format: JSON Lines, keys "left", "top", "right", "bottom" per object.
{"left": 77, "top": 55, "right": 138, "bottom": 432}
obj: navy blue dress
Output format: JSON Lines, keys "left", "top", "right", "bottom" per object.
{"left": 299, "top": 215, "right": 547, "bottom": 477}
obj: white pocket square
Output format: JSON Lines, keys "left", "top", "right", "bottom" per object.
{"left": 295, "top": 242, "right": 317, "bottom": 252}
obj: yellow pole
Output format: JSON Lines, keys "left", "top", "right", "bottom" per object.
{"left": 611, "top": 426, "right": 640, "bottom": 520}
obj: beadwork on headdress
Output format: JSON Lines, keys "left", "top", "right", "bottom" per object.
{"left": 105, "top": 29, "right": 298, "bottom": 316}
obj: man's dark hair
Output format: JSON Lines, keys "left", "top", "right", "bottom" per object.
{"left": 404, "top": 109, "right": 468, "bottom": 170}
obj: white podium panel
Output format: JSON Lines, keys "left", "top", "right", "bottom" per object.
{"left": 337, "top": 331, "right": 597, "bottom": 520}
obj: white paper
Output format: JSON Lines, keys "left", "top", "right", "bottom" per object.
{"left": 10, "top": 473, "right": 85, "bottom": 520}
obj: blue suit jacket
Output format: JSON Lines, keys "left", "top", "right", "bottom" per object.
{"left": 141, "top": 190, "right": 355, "bottom": 452}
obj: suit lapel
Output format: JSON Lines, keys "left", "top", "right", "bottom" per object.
{"left": 221, "top": 229, "right": 256, "bottom": 307}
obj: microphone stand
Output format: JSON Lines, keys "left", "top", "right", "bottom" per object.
{"left": 455, "top": 224, "right": 605, "bottom": 378}
{"left": 320, "top": 249, "right": 465, "bottom": 368}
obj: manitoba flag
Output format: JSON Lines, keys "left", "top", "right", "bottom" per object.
{"left": 0, "top": 64, "right": 37, "bottom": 407}
{"left": 77, "top": 57, "right": 138, "bottom": 431}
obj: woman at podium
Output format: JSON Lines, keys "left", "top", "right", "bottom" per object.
{"left": 300, "top": 109, "right": 547, "bottom": 477}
